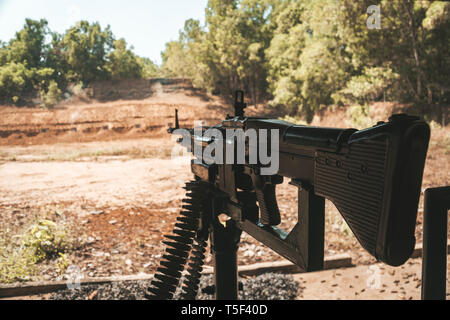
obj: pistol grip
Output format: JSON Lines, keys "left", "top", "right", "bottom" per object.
{"left": 253, "top": 179, "right": 281, "bottom": 226}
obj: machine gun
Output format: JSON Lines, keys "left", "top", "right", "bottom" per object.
{"left": 146, "top": 91, "right": 431, "bottom": 300}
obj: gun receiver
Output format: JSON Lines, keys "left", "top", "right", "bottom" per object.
{"left": 169, "top": 93, "right": 430, "bottom": 269}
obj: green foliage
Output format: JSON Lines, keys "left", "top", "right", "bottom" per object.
{"left": 161, "top": 41, "right": 191, "bottom": 77}
{"left": 0, "top": 62, "right": 56, "bottom": 102}
{"left": 56, "top": 253, "right": 71, "bottom": 274}
{"left": 6, "top": 19, "right": 49, "bottom": 68}
{"left": 0, "top": 240, "right": 36, "bottom": 283}
{"left": 0, "top": 19, "right": 58, "bottom": 104}
{"left": 161, "top": 1, "right": 273, "bottom": 103}
{"left": 106, "top": 39, "right": 142, "bottom": 80}
{"left": 0, "top": 62, "right": 33, "bottom": 102}
{"left": 0, "top": 207, "right": 81, "bottom": 284}
{"left": 139, "top": 57, "right": 159, "bottom": 78}
{"left": 61, "top": 21, "right": 114, "bottom": 84}
{"left": 20, "top": 219, "right": 71, "bottom": 262}
{"left": 278, "top": 115, "right": 307, "bottom": 126}
{"left": 160, "top": 0, "right": 449, "bottom": 121}
{"left": 266, "top": 0, "right": 351, "bottom": 121}
{"left": 336, "top": 0, "right": 450, "bottom": 104}
{"left": 2, "top": 1, "right": 449, "bottom": 116}
{"left": 40, "top": 80, "right": 62, "bottom": 109}
{"left": 421, "top": 1, "right": 450, "bottom": 104}
{"left": 45, "top": 32, "right": 70, "bottom": 88}
{"left": 333, "top": 66, "right": 400, "bottom": 106}
{"left": 0, "top": 19, "right": 160, "bottom": 104}
{"left": 347, "top": 104, "right": 374, "bottom": 129}
{"left": 71, "top": 82, "right": 84, "bottom": 96}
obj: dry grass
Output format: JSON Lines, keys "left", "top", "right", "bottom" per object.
{"left": 0, "top": 138, "right": 176, "bottom": 162}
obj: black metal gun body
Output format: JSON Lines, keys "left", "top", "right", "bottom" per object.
{"left": 171, "top": 93, "right": 430, "bottom": 271}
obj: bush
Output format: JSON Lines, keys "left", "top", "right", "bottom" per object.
{"left": 21, "top": 219, "right": 72, "bottom": 262}
{"left": 40, "top": 80, "right": 62, "bottom": 109}
{"left": 0, "top": 207, "right": 83, "bottom": 284}
{"left": 0, "top": 62, "right": 33, "bottom": 103}
{"left": 347, "top": 104, "right": 374, "bottom": 129}
{"left": 72, "top": 82, "right": 84, "bottom": 95}
{"left": 333, "top": 67, "right": 400, "bottom": 106}
{"left": 0, "top": 62, "right": 56, "bottom": 105}
{"left": 0, "top": 241, "right": 36, "bottom": 283}
{"left": 0, "top": 217, "right": 71, "bottom": 283}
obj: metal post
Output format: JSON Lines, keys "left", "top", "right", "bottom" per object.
{"left": 298, "top": 187, "right": 325, "bottom": 271}
{"left": 210, "top": 217, "right": 242, "bottom": 300}
{"left": 421, "top": 186, "right": 450, "bottom": 300}
{"left": 290, "top": 180, "right": 325, "bottom": 272}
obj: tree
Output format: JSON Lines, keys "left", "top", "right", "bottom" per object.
{"left": 0, "top": 18, "right": 161, "bottom": 105}
{"left": 0, "top": 19, "right": 55, "bottom": 104}
{"left": 161, "top": 0, "right": 275, "bottom": 104}
{"left": 0, "top": 62, "right": 53, "bottom": 104}
{"left": 45, "top": 32, "right": 70, "bottom": 88}
{"left": 40, "top": 80, "right": 62, "bottom": 109}
{"left": 266, "top": 0, "right": 306, "bottom": 114}
{"left": 138, "top": 57, "right": 159, "bottom": 78}
{"left": 6, "top": 19, "right": 49, "bottom": 68}
{"left": 61, "top": 21, "right": 114, "bottom": 84}
{"left": 201, "top": 0, "right": 273, "bottom": 102}
{"left": 161, "top": 41, "right": 191, "bottom": 78}
{"left": 266, "top": 0, "right": 352, "bottom": 120}
{"left": 0, "top": 41, "right": 8, "bottom": 65}
{"left": 106, "top": 39, "right": 142, "bottom": 79}
{"left": 336, "top": 0, "right": 450, "bottom": 104}
{"left": 0, "top": 62, "right": 33, "bottom": 102}
{"left": 421, "top": 1, "right": 450, "bottom": 104}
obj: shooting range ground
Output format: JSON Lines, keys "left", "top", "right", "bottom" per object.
{"left": 0, "top": 79, "right": 448, "bottom": 299}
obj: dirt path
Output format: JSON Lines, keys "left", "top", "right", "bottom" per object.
{"left": 0, "top": 157, "right": 191, "bottom": 209}
{"left": 0, "top": 155, "right": 363, "bottom": 279}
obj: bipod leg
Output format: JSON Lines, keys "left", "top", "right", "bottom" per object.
{"left": 421, "top": 186, "right": 449, "bottom": 300}
{"left": 210, "top": 200, "right": 242, "bottom": 300}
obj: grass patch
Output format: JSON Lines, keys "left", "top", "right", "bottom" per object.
{"left": 0, "top": 145, "right": 174, "bottom": 162}
{"left": 0, "top": 205, "right": 85, "bottom": 283}
{"left": 43, "top": 146, "right": 174, "bottom": 161}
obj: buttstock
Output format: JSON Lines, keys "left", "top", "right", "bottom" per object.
{"left": 314, "top": 116, "right": 430, "bottom": 266}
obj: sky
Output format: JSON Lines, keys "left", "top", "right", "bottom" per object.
{"left": 0, "top": 0, "right": 208, "bottom": 65}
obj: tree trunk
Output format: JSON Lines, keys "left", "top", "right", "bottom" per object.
{"left": 427, "top": 86, "right": 432, "bottom": 104}
{"left": 403, "top": 0, "right": 423, "bottom": 98}
{"left": 253, "top": 74, "right": 257, "bottom": 106}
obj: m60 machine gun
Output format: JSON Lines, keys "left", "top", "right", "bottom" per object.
{"left": 146, "top": 91, "right": 447, "bottom": 300}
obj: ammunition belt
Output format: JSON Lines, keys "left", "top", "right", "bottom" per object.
{"left": 146, "top": 180, "right": 210, "bottom": 300}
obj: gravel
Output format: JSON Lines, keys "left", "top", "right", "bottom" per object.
{"left": 49, "top": 273, "right": 300, "bottom": 300}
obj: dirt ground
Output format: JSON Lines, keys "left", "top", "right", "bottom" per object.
{"left": 0, "top": 80, "right": 230, "bottom": 147}
{"left": 0, "top": 80, "right": 449, "bottom": 292}
{"left": 294, "top": 257, "right": 450, "bottom": 300}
